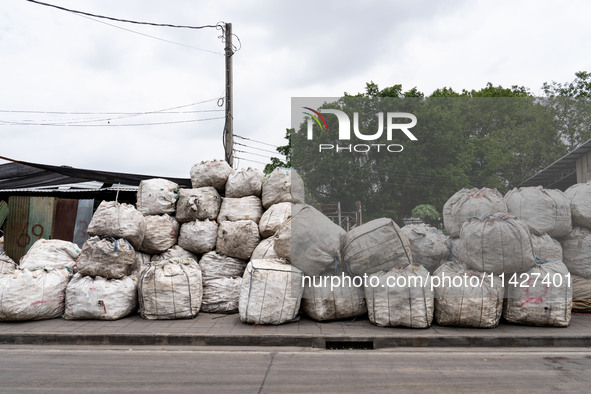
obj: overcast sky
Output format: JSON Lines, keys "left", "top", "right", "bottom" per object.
{"left": 1, "top": 0, "right": 590, "bottom": 178}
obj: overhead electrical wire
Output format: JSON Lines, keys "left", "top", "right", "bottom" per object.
{"left": 234, "top": 156, "right": 268, "bottom": 166}
{"left": 234, "top": 141, "right": 279, "bottom": 155}
{"left": 0, "top": 116, "right": 225, "bottom": 127}
{"left": 25, "top": 0, "right": 222, "bottom": 30}
{"left": 233, "top": 149, "right": 273, "bottom": 159}
{"left": 234, "top": 134, "right": 279, "bottom": 148}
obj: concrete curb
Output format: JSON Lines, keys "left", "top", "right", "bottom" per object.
{"left": 2, "top": 332, "right": 591, "bottom": 348}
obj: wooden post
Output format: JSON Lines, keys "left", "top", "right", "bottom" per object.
{"left": 224, "top": 22, "right": 234, "bottom": 167}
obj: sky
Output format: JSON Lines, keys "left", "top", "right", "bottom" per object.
{"left": 1, "top": 0, "right": 590, "bottom": 178}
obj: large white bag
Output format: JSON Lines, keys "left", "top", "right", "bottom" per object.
{"left": 177, "top": 219, "right": 218, "bottom": 255}
{"left": 564, "top": 183, "right": 591, "bottom": 228}
{"left": 571, "top": 275, "right": 591, "bottom": 312}
{"left": 239, "top": 259, "right": 303, "bottom": 325}
{"left": 259, "top": 202, "right": 291, "bottom": 238}
{"left": 19, "top": 239, "right": 80, "bottom": 271}
{"left": 505, "top": 186, "right": 572, "bottom": 238}
{"left": 138, "top": 258, "right": 202, "bottom": 319}
{"left": 216, "top": 220, "right": 260, "bottom": 260}
{"left": 459, "top": 213, "right": 536, "bottom": 274}
{"left": 175, "top": 187, "right": 221, "bottom": 223}
{"left": 139, "top": 214, "right": 179, "bottom": 254}
{"left": 443, "top": 188, "right": 507, "bottom": 237}
{"left": 0, "top": 253, "right": 17, "bottom": 275}
{"left": 560, "top": 227, "right": 591, "bottom": 278}
{"left": 433, "top": 261, "right": 504, "bottom": 328}
{"left": 225, "top": 168, "right": 263, "bottom": 197}
{"left": 503, "top": 260, "right": 572, "bottom": 327}
{"left": 151, "top": 245, "right": 198, "bottom": 263}
{"left": 530, "top": 233, "right": 562, "bottom": 261}
{"left": 274, "top": 204, "right": 345, "bottom": 276}
{"left": 364, "top": 265, "right": 433, "bottom": 328}
{"left": 302, "top": 276, "right": 366, "bottom": 322}
{"left": 190, "top": 159, "right": 234, "bottom": 192}
{"left": 198, "top": 251, "right": 247, "bottom": 281}
{"left": 87, "top": 201, "right": 146, "bottom": 250}
{"left": 342, "top": 218, "right": 412, "bottom": 277}
{"left": 77, "top": 236, "right": 136, "bottom": 279}
{"left": 251, "top": 237, "right": 281, "bottom": 260}
{"left": 0, "top": 268, "right": 71, "bottom": 321}
{"left": 261, "top": 168, "right": 305, "bottom": 209}
{"left": 136, "top": 178, "right": 178, "bottom": 215}
{"left": 401, "top": 224, "right": 449, "bottom": 272}
{"left": 201, "top": 277, "right": 242, "bottom": 314}
{"left": 217, "top": 196, "right": 263, "bottom": 223}
{"left": 65, "top": 273, "right": 137, "bottom": 320}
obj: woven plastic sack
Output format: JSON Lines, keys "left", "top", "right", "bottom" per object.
{"left": 302, "top": 275, "right": 367, "bottom": 322}
{"left": 433, "top": 261, "right": 503, "bottom": 328}
{"left": 175, "top": 187, "right": 220, "bottom": 223}
{"left": 19, "top": 239, "right": 80, "bottom": 271}
{"left": 364, "top": 265, "right": 433, "bottom": 328}
{"left": 133, "top": 252, "right": 151, "bottom": 278}
{"left": 190, "top": 159, "right": 234, "bottom": 192}
{"left": 65, "top": 273, "right": 137, "bottom": 320}
{"left": 503, "top": 259, "right": 572, "bottom": 327}
{"left": 560, "top": 227, "right": 591, "bottom": 278}
{"left": 443, "top": 188, "right": 507, "bottom": 237}
{"left": 274, "top": 204, "right": 344, "bottom": 277}
{"left": 201, "top": 277, "right": 242, "bottom": 313}
{"left": 571, "top": 275, "right": 591, "bottom": 312}
{"left": 261, "top": 168, "right": 305, "bottom": 209}
{"left": 225, "top": 168, "right": 263, "bottom": 198}
{"left": 446, "top": 237, "right": 460, "bottom": 261}
{"left": 217, "top": 196, "right": 263, "bottom": 223}
{"left": 151, "top": 245, "right": 198, "bottom": 263}
{"left": 259, "top": 202, "right": 291, "bottom": 238}
{"left": 459, "top": 213, "right": 536, "bottom": 275}
{"left": 251, "top": 237, "right": 282, "bottom": 260}
{"left": 239, "top": 259, "right": 304, "bottom": 325}
{"left": 139, "top": 214, "right": 179, "bottom": 254}
{"left": 198, "top": 251, "right": 247, "bottom": 281}
{"left": 216, "top": 220, "right": 260, "bottom": 260}
{"left": 177, "top": 219, "right": 218, "bottom": 255}
{"left": 530, "top": 233, "right": 562, "bottom": 261}
{"left": 138, "top": 258, "right": 202, "bottom": 320}
{"left": 0, "top": 253, "right": 17, "bottom": 275}
{"left": 0, "top": 267, "right": 71, "bottom": 321}
{"left": 505, "top": 186, "right": 572, "bottom": 238}
{"left": 401, "top": 224, "right": 449, "bottom": 273}
{"left": 87, "top": 201, "right": 146, "bottom": 250}
{"left": 342, "top": 218, "right": 412, "bottom": 277}
{"left": 77, "top": 236, "right": 136, "bottom": 279}
{"left": 564, "top": 183, "right": 591, "bottom": 228}
{"left": 136, "top": 178, "right": 178, "bottom": 215}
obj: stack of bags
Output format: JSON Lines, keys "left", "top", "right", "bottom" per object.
{"left": 0, "top": 239, "right": 79, "bottom": 321}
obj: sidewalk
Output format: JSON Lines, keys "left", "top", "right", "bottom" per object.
{"left": 1, "top": 313, "right": 590, "bottom": 349}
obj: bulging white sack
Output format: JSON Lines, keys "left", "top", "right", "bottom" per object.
{"left": 401, "top": 224, "right": 449, "bottom": 273}
{"left": 564, "top": 183, "right": 591, "bottom": 229}
{"left": 77, "top": 236, "right": 136, "bottom": 279}
{"left": 505, "top": 186, "right": 572, "bottom": 238}
{"left": 216, "top": 220, "right": 260, "bottom": 260}
{"left": 136, "top": 178, "right": 178, "bottom": 215}
{"left": 19, "top": 239, "right": 80, "bottom": 271}
{"left": 177, "top": 219, "right": 218, "bottom": 255}
{"left": 571, "top": 275, "right": 591, "bottom": 312}
{"left": 151, "top": 245, "right": 198, "bottom": 263}
{"left": 259, "top": 202, "right": 291, "bottom": 238}
{"left": 560, "top": 227, "right": 591, "bottom": 278}
{"left": 198, "top": 251, "right": 247, "bottom": 281}
{"left": 302, "top": 276, "right": 367, "bottom": 322}
{"left": 459, "top": 213, "right": 536, "bottom": 275}
{"left": 342, "top": 218, "right": 412, "bottom": 277}
{"left": 190, "top": 159, "right": 233, "bottom": 192}
{"left": 0, "top": 268, "right": 71, "bottom": 321}
{"left": 201, "top": 277, "right": 242, "bottom": 314}
{"left": 87, "top": 201, "right": 146, "bottom": 250}
{"left": 217, "top": 196, "right": 263, "bottom": 223}
{"left": 65, "top": 274, "right": 137, "bottom": 320}
{"left": 0, "top": 253, "right": 17, "bottom": 275}
{"left": 139, "top": 214, "right": 179, "bottom": 254}
{"left": 251, "top": 237, "right": 281, "bottom": 260}
{"left": 225, "top": 168, "right": 263, "bottom": 198}
{"left": 261, "top": 168, "right": 305, "bottom": 209}
{"left": 239, "top": 259, "right": 304, "bottom": 325}
{"left": 443, "top": 188, "right": 507, "bottom": 237}
{"left": 530, "top": 233, "right": 563, "bottom": 261}
{"left": 138, "top": 258, "right": 202, "bottom": 319}
{"left": 175, "top": 187, "right": 221, "bottom": 223}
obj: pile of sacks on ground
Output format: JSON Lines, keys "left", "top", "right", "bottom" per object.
{"left": 1, "top": 161, "right": 589, "bottom": 330}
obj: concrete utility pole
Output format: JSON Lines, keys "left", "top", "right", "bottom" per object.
{"left": 224, "top": 22, "right": 234, "bottom": 167}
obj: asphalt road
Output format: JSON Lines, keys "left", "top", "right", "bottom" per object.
{"left": 0, "top": 346, "right": 590, "bottom": 393}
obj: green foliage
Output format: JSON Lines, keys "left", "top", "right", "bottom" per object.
{"left": 411, "top": 204, "right": 440, "bottom": 225}
{"left": 264, "top": 128, "right": 293, "bottom": 175}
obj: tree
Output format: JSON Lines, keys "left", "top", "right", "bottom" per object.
{"left": 264, "top": 128, "right": 293, "bottom": 175}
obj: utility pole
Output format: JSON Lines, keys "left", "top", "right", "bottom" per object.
{"left": 224, "top": 22, "right": 234, "bottom": 167}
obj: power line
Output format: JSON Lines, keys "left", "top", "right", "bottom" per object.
{"left": 25, "top": 0, "right": 222, "bottom": 30}
{"left": 234, "top": 141, "right": 279, "bottom": 155}
{"left": 235, "top": 156, "right": 268, "bottom": 166}
{"left": 234, "top": 134, "right": 279, "bottom": 148}
{"left": 0, "top": 116, "right": 225, "bottom": 127}
{"left": 234, "top": 149, "right": 273, "bottom": 159}
{"left": 77, "top": 14, "right": 223, "bottom": 55}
